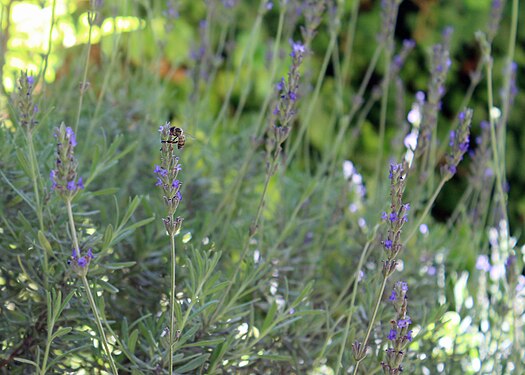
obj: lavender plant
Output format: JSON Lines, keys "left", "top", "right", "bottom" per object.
{"left": 155, "top": 123, "right": 184, "bottom": 374}
{"left": 381, "top": 281, "right": 413, "bottom": 374}
{"left": 1, "top": 0, "right": 524, "bottom": 374}
{"left": 50, "top": 123, "right": 118, "bottom": 374}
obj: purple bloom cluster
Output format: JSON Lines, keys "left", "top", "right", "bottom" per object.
{"left": 70, "top": 247, "right": 94, "bottom": 269}
{"left": 392, "top": 39, "right": 416, "bottom": 75}
{"left": 416, "top": 28, "right": 453, "bottom": 158}
{"left": 488, "top": 0, "right": 505, "bottom": 41}
{"left": 271, "top": 40, "right": 306, "bottom": 144}
{"left": 378, "top": 0, "right": 403, "bottom": 50}
{"left": 15, "top": 71, "right": 39, "bottom": 131}
{"left": 381, "top": 163, "right": 410, "bottom": 277}
{"left": 442, "top": 109, "right": 472, "bottom": 181}
{"left": 157, "top": 123, "right": 184, "bottom": 237}
{"left": 381, "top": 281, "right": 413, "bottom": 374}
{"left": 50, "top": 123, "right": 84, "bottom": 199}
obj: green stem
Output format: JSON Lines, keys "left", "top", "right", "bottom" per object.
{"left": 373, "top": 49, "right": 393, "bottom": 197}
{"left": 340, "top": 0, "right": 360, "bottom": 85}
{"left": 73, "top": 13, "right": 94, "bottom": 134}
{"left": 286, "top": 30, "right": 337, "bottom": 166}
{"left": 40, "top": 310, "right": 54, "bottom": 375}
{"left": 209, "top": 149, "right": 279, "bottom": 324}
{"left": 352, "top": 275, "right": 389, "bottom": 375}
{"left": 169, "top": 234, "right": 176, "bottom": 375}
{"left": 203, "top": 5, "right": 285, "bottom": 238}
{"left": 404, "top": 178, "right": 446, "bottom": 245}
{"left": 335, "top": 236, "right": 375, "bottom": 375}
{"left": 485, "top": 60, "right": 508, "bottom": 227}
{"left": 81, "top": 275, "right": 119, "bottom": 375}
{"left": 66, "top": 200, "right": 118, "bottom": 374}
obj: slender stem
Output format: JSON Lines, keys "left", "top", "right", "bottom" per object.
{"left": 26, "top": 134, "right": 44, "bottom": 231}
{"left": 209, "top": 150, "right": 279, "bottom": 324}
{"left": 81, "top": 275, "right": 119, "bottom": 375}
{"left": 352, "top": 275, "right": 389, "bottom": 375}
{"left": 40, "top": 313, "right": 54, "bottom": 375}
{"left": 66, "top": 200, "right": 81, "bottom": 259}
{"left": 404, "top": 178, "right": 446, "bottom": 245}
{"left": 336, "top": 237, "right": 374, "bottom": 375}
{"left": 208, "top": 1, "right": 264, "bottom": 137}
{"left": 485, "top": 61, "right": 508, "bottom": 227}
{"left": 25, "top": 132, "right": 48, "bottom": 292}
{"left": 66, "top": 200, "right": 118, "bottom": 374}
{"left": 169, "top": 234, "right": 176, "bottom": 375}
{"left": 373, "top": 49, "right": 393, "bottom": 197}
{"left": 340, "top": 0, "right": 360, "bottom": 85}
{"left": 73, "top": 14, "right": 94, "bottom": 134}
{"left": 286, "top": 32, "right": 337, "bottom": 165}
{"left": 41, "top": 0, "right": 56, "bottom": 97}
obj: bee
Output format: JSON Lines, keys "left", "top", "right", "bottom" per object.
{"left": 162, "top": 126, "right": 186, "bottom": 150}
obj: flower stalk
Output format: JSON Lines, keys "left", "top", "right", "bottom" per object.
{"left": 51, "top": 124, "right": 118, "bottom": 374}
{"left": 156, "top": 123, "right": 185, "bottom": 374}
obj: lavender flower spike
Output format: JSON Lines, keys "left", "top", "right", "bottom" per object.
{"left": 271, "top": 40, "right": 306, "bottom": 145}
{"left": 381, "top": 162, "right": 410, "bottom": 277}
{"left": 381, "top": 281, "right": 414, "bottom": 374}
{"left": 441, "top": 108, "right": 472, "bottom": 181}
{"left": 157, "top": 122, "right": 185, "bottom": 236}
{"left": 50, "top": 123, "right": 84, "bottom": 200}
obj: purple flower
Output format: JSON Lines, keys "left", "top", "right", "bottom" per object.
{"left": 27, "top": 76, "right": 35, "bottom": 85}
{"left": 276, "top": 77, "right": 285, "bottom": 91}
{"left": 67, "top": 181, "right": 76, "bottom": 191}
{"left": 154, "top": 165, "right": 168, "bottom": 177}
{"left": 459, "top": 139, "right": 469, "bottom": 153}
{"left": 290, "top": 41, "right": 305, "bottom": 58}
{"left": 87, "top": 248, "right": 94, "bottom": 259}
{"left": 505, "top": 255, "right": 516, "bottom": 268}
{"left": 388, "top": 329, "right": 397, "bottom": 340}
{"left": 50, "top": 170, "right": 57, "bottom": 188}
{"left": 397, "top": 317, "right": 411, "bottom": 328}
{"left": 384, "top": 239, "right": 393, "bottom": 250}
{"left": 389, "top": 290, "right": 397, "bottom": 301}
{"left": 381, "top": 212, "right": 388, "bottom": 220}
{"left": 172, "top": 179, "right": 180, "bottom": 189}
{"left": 389, "top": 212, "right": 397, "bottom": 222}
{"left": 77, "top": 177, "right": 84, "bottom": 190}
{"left": 155, "top": 177, "right": 163, "bottom": 186}
{"left": 406, "top": 330, "right": 413, "bottom": 342}
{"left": 449, "top": 130, "right": 456, "bottom": 146}
{"left": 66, "top": 127, "right": 77, "bottom": 147}
{"left": 176, "top": 190, "right": 182, "bottom": 201}
{"left": 78, "top": 257, "right": 88, "bottom": 268}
